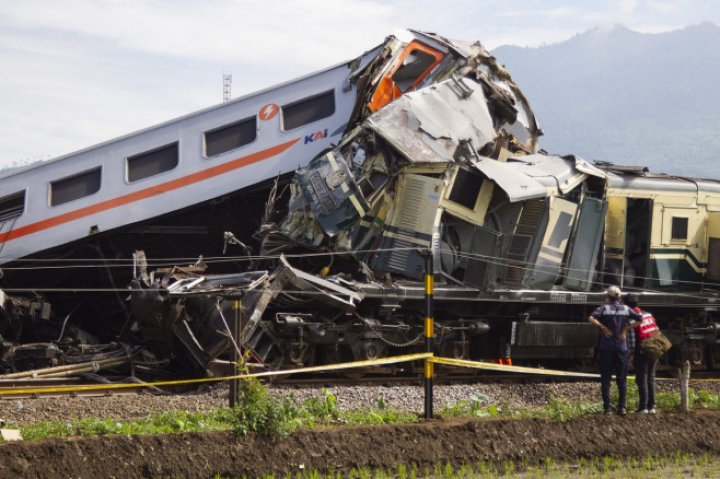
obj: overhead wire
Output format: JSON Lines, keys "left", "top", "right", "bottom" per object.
{"left": 0, "top": 244, "right": 718, "bottom": 304}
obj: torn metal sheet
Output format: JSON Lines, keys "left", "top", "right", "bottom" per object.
{"left": 296, "top": 151, "right": 370, "bottom": 236}
{"left": 570, "top": 155, "right": 608, "bottom": 179}
{"left": 166, "top": 271, "right": 269, "bottom": 296}
{"left": 505, "top": 154, "right": 589, "bottom": 195}
{"left": 409, "top": 30, "right": 541, "bottom": 151}
{"left": 279, "top": 255, "right": 365, "bottom": 310}
{"left": 469, "top": 156, "right": 547, "bottom": 202}
{"left": 367, "top": 77, "right": 496, "bottom": 164}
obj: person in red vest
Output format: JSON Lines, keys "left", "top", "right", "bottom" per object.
{"left": 624, "top": 293, "right": 659, "bottom": 414}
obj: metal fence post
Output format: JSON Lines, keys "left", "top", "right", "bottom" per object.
{"left": 424, "top": 250, "right": 434, "bottom": 419}
{"left": 229, "top": 299, "right": 242, "bottom": 408}
{"left": 680, "top": 359, "right": 691, "bottom": 412}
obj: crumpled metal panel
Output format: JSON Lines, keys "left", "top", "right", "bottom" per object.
{"left": 278, "top": 255, "right": 365, "bottom": 310}
{"left": 296, "top": 152, "right": 370, "bottom": 236}
{"left": 410, "top": 30, "right": 541, "bottom": 152}
{"left": 571, "top": 155, "right": 608, "bottom": 179}
{"left": 504, "top": 154, "right": 588, "bottom": 194}
{"left": 367, "top": 77, "right": 496, "bottom": 164}
{"left": 469, "top": 156, "right": 547, "bottom": 202}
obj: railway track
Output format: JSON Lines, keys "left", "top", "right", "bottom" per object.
{"left": 0, "top": 377, "right": 158, "bottom": 399}
{"left": 0, "top": 365, "right": 708, "bottom": 400}
{"left": 0, "top": 370, "right": 598, "bottom": 400}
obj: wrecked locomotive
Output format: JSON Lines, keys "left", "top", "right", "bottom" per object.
{"left": 132, "top": 40, "right": 720, "bottom": 375}
{"left": 1, "top": 31, "right": 719, "bottom": 378}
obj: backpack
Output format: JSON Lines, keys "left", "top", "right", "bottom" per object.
{"left": 640, "top": 330, "right": 672, "bottom": 360}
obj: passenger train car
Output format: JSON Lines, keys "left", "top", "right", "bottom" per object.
{"left": 0, "top": 31, "right": 541, "bottom": 373}
{"left": 1, "top": 30, "right": 718, "bottom": 377}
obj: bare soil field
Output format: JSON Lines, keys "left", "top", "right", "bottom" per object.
{"left": 1, "top": 411, "right": 719, "bottom": 478}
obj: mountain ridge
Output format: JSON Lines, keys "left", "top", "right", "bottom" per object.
{"left": 493, "top": 23, "right": 720, "bottom": 178}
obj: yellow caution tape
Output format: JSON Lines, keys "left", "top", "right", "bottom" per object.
{"left": 0, "top": 352, "right": 433, "bottom": 397}
{"left": 431, "top": 356, "right": 600, "bottom": 378}
{"left": 13, "top": 352, "right": 707, "bottom": 397}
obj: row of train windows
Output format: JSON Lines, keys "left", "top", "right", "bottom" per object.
{"left": 0, "top": 91, "right": 336, "bottom": 217}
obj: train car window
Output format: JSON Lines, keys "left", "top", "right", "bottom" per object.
{"left": 127, "top": 143, "right": 178, "bottom": 183}
{"left": 709, "top": 238, "right": 720, "bottom": 280}
{"left": 448, "top": 168, "right": 482, "bottom": 209}
{"left": 204, "top": 117, "right": 257, "bottom": 157}
{"left": 282, "top": 90, "right": 335, "bottom": 131}
{"left": 0, "top": 191, "right": 25, "bottom": 222}
{"left": 392, "top": 50, "right": 438, "bottom": 93}
{"left": 671, "top": 216, "right": 688, "bottom": 241}
{"left": 50, "top": 168, "right": 101, "bottom": 206}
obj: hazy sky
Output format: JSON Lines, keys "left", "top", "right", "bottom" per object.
{"left": 1, "top": 0, "right": 719, "bottom": 168}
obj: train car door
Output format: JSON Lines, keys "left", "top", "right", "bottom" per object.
{"left": 525, "top": 197, "right": 577, "bottom": 289}
{"left": 563, "top": 197, "right": 607, "bottom": 291}
{"left": 623, "top": 198, "right": 653, "bottom": 287}
{"left": 707, "top": 211, "right": 720, "bottom": 281}
{"left": 603, "top": 196, "right": 626, "bottom": 286}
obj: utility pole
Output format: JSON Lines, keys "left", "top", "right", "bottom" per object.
{"left": 424, "top": 249, "right": 435, "bottom": 419}
{"left": 229, "top": 298, "right": 242, "bottom": 407}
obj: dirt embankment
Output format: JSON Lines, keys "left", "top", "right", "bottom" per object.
{"left": 1, "top": 411, "right": 720, "bottom": 478}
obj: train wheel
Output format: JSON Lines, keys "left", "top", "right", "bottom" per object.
{"left": 320, "top": 346, "right": 366, "bottom": 379}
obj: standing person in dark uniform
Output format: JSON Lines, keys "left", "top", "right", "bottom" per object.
{"left": 587, "top": 286, "right": 642, "bottom": 415}
{"left": 624, "top": 294, "right": 659, "bottom": 414}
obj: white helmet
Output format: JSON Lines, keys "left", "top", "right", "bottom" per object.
{"left": 606, "top": 285, "right": 622, "bottom": 299}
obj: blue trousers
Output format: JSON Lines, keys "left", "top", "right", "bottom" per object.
{"left": 634, "top": 350, "right": 657, "bottom": 410}
{"left": 598, "top": 347, "right": 628, "bottom": 411}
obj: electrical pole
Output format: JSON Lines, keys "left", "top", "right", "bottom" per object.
{"left": 223, "top": 73, "right": 232, "bottom": 102}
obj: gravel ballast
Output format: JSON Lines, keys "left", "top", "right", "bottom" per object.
{"left": 0, "top": 377, "right": 715, "bottom": 425}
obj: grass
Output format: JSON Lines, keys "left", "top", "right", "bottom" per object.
{"left": 437, "top": 383, "right": 720, "bottom": 422}
{"left": 13, "top": 379, "right": 418, "bottom": 441}
{"left": 211, "top": 453, "right": 720, "bottom": 478}
{"left": 8, "top": 376, "right": 720, "bottom": 442}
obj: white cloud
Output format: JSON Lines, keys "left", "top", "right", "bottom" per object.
{"left": 0, "top": 0, "right": 718, "bottom": 167}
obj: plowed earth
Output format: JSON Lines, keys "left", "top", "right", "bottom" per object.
{"left": 2, "top": 411, "right": 720, "bottom": 478}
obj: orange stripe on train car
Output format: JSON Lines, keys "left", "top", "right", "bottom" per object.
{"left": 0, "top": 138, "right": 300, "bottom": 244}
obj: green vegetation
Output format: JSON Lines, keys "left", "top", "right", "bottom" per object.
{"left": 9, "top": 377, "right": 720, "bottom": 442}
{"left": 433, "top": 384, "right": 720, "bottom": 422}
{"left": 14, "top": 377, "right": 417, "bottom": 441}
{"left": 211, "top": 452, "right": 720, "bottom": 478}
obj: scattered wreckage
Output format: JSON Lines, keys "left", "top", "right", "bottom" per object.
{"left": 130, "top": 37, "right": 720, "bottom": 375}
{"left": 1, "top": 31, "right": 720, "bottom": 380}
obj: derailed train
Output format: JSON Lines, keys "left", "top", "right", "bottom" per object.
{"left": 132, "top": 45, "right": 720, "bottom": 375}
{"left": 132, "top": 117, "right": 720, "bottom": 375}
{"left": 1, "top": 31, "right": 719, "bottom": 376}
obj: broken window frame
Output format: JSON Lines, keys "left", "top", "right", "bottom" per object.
{"left": 439, "top": 164, "right": 494, "bottom": 226}
{"left": 392, "top": 49, "right": 441, "bottom": 93}
{"left": 368, "top": 40, "right": 445, "bottom": 111}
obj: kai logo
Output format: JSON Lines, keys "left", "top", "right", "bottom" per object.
{"left": 304, "top": 129, "right": 328, "bottom": 144}
{"left": 258, "top": 103, "right": 279, "bottom": 121}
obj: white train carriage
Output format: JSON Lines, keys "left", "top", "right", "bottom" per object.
{"left": 0, "top": 47, "right": 385, "bottom": 264}
{"left": 0, "top": 28, "right": 540, "bottom": 268}
{"left": 0, "top": 30, "right": 538, "bottom": 267}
